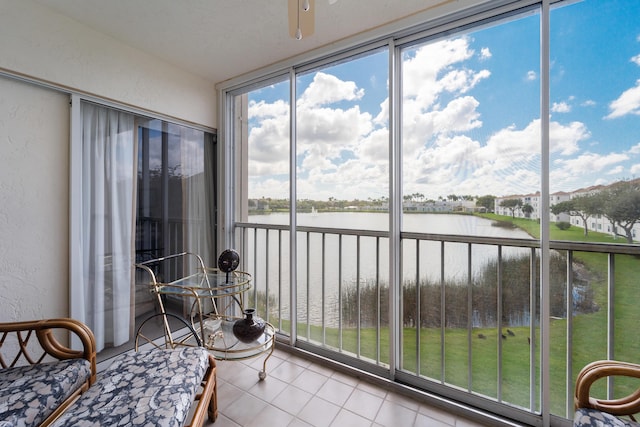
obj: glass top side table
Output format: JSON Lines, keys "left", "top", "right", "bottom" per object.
{"left": 135, "top": 252, "right": 274, "bottom": 379}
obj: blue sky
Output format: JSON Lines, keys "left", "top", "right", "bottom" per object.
{"left": 246, "top": 0, "right": 640, "bottom": 201}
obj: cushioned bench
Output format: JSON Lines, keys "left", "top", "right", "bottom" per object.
{"left": 0, "top": 358, "right": 93, "bottom": 427}
{"left": 0, "top": 318, "right": 96, "bottom": 427}
{"left": 51, "top": 347, "right": 217, "bottom": 427}
{"left": 574, "top": 408, "right": 640, "bottom": 427}
{"left": 0, "top": 319, "right": 217, "bottom": 427}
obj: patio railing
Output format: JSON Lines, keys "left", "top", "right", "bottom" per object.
{"left": 235, "top": 221, "right": 640, "bottom": 424}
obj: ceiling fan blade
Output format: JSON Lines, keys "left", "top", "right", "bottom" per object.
{"left": 288, "top": 0, "right": 315, "bottom": 39}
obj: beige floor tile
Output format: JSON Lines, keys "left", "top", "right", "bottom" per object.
{"left": 292, "top": 368, "right": 329, "bottom": 394}
{"left": 414, "top": 412, "right": 453, "bottom": 427}
{"left": 356, "top": 380, "right": 388, "bottom": 398}
{"left": 330, "top": 408, "right": 373, "bottom": 427}
{"left": 297, "top": 396, "right": 341, "bottom": 427}
{"left": 385, "top": 391, "right": 421, "bottom": 411}
{"left": 224, "top": 364, "right": 263, "bottom": 391}
{"left": 216, "top": 381, "right": 246, "bottom": 410}
{"left": 258, "top": 403, "right": 296, "bottom": 426}
{"left": 316, "top": 377, "right": 355, "bottom": 406}
{"left": 270, "top": 359, "right": 308, "bottom": 383}
{"left": 213, "top": 350, "right": 497, "bottom": 427}
{"left": 330, "top": 369, "right": 360, "bottom": 387}
{"left": 203, "top": 413, "right": 240, "bottom": 427}
{"left": 288, "top": 418, "right": 314, "bottom": 427}
{"left": 344, "top": 388, "right": 385, "bottom": 420}
{"left": 374, "top": 399, "right": 418, "bottom": 426}
{"left": 306, "top": 362, "right": 336, "bottom": 377}
{"left": 272, "top": 384, "right": 314, "bottom": 416}
{"left": 245, "top": 352, "right": 278, "bottom": 373}
{"left": 287, "top": 354, "right": 314, "bottom": 369}
{"left": 222, "top": 392, "right": 269, "bottom": 426}
{"left": 247, "top": 374, "right": 289, "bottom": 402}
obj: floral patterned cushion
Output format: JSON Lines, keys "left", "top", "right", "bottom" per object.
{"left": 0, "top": 358, "right": 92, "bottom": 427}
{"left": 51, "top": 347, "right": 210, "bottom": 427}
{"left": 574, "top": 408, "right": 640, "bottom": 427}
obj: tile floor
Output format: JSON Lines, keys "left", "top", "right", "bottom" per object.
{"left": 206, "top": 347, "right": 493, "bottom": 427}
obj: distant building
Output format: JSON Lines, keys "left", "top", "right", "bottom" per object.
{"left": 549, "top": 192, "right": 571, "bottom": 222}
{"left": 495, "top": 181, "right": 640, "bottom": 241}
{"left": 495, "top": 191, "right": 574, "bottom": 221}
{"left": 249, "top": 199, "right": 271, "bottom": 212}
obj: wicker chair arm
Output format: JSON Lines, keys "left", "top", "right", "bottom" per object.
{"left": 575, "top": 360, "right": 640, "bottom": 417}
{"left": 0, "top": 318, "right": 97, "bottom": 385}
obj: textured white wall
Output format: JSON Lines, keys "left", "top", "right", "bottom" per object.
{"left": 0, "top": 0, "right": 216, "bottom": 128}
{"left": 0, "top": 77, "right": 70, "bottom": 321}
{"left": 0, "top": 0, "right": 217, "bottom": 322}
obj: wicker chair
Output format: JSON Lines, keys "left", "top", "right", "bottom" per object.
{"left": 0, "top": 318, "right": 97, "bottom": 427}
{"left": 0, "top": 318, "right": 217, "bottom": 427}
{"left": 574, "top": 360, "right": 640, "bottom": 427}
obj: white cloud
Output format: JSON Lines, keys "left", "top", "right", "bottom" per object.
{"left": 605, "top": 79, "right": 640, "bottom": 119}
{"left": 551, "top": 101, "right": 571, "bottom": 113}
{"left": 526, "top": 70, "right": 537, "bottom": 81}
{"left": 403, "top": 134, "right": 484, "bottom": 194}
{"left": 247, "top": 104, "right": 290, "bottom": 176}
{"left": 480, "top": 121, "right": 540, "bottom": 166}
{"left": 249, "top": 99, "right": 289, "bottom": 118}
{"left": 401, "top": 118, "right": 590, "bottom": 198}
{"left": 298, "top": 72, "right": 364, "bottom": 108}
{"left": 403, "top": 37, "right": 489, "bottom": 104}
{"left": 401, "top": 94, "right": 483, "bottom": 156}
{"left": 607, "top": 165, "right": 624, "bottom": 175}
{"left": 627, "top": 142, "right": 640, "bottom": 154}
{"left": 249, "top": 177, "right": 290, "bottom": 199}
{"left": 297, "top": 103, "right": 373, "bottom": 172}
{"left": 299, "top": 157, "right": 389, "bottom": 200}
{"left": 631, "top": 163, "right": 640, "bottom": 175}
{"left": 355, "top": 128, "right": 389, "bottom": 162}
{"left": 246, "top": 36, "right": 626, "bottom": 201}
{"left": 550, "top": 121, "right": 590, "bottom": 155}
{"left": 581, "top": 99, "right": 596, "bottom": 107}
{"left": 373, "top": 98, "right": 388, "bottom": 126}
{"left": 480, "top": 47, "right": 492, "bottom": 60}
{"left": 554, "top": 152, "right": 629, "bottom": 175}
{"left": 247, "top": 99, "right": 291, "bottom": 175}
{"left": 432, "top": 96, "right": 483, "bottom": 132}
{"left": 632, "top": 54, "right": 640, "bottom": 66}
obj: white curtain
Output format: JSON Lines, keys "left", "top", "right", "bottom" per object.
{"left": 180, "top": 125, "right": 216, "bottom": 267}
{"left": 78, "top": 102, "right": 135, "bottom": 352}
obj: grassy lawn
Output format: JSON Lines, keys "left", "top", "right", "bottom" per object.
{"left": 272, "top": 214, "right": 640, "bottom": 417}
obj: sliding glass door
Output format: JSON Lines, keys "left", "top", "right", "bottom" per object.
{"left": 71, "top": 99, "right": 216, "bottom": 355}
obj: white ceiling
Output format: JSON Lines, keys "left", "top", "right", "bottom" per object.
{"left": 34, "top": 0, "right": 455, "bottom": 85}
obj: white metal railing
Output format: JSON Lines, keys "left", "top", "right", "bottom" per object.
{"left": 235, "top": 221, "right": 640, "bottom": 424}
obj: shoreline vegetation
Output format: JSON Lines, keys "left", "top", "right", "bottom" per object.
{"left": 250, "top": 208, "right": 639, "bottom": 414}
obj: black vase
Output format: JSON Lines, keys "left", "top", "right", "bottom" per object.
{"left": 232, "top": 309, "right": 265, "bottom": 343}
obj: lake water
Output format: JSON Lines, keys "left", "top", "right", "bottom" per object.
{"left": 250, "top": 211, "right": 532, "bottom": 237}
{"left": 245, "top": 212, "right": 534, "bottom": 326}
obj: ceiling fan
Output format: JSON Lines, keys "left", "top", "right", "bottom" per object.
{"left": 287, "top": 0, "right": 315, "bottom": 40}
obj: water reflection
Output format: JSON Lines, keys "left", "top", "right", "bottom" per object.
{"left": 246, "top": 212, "right": 534, "bottom": 326}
